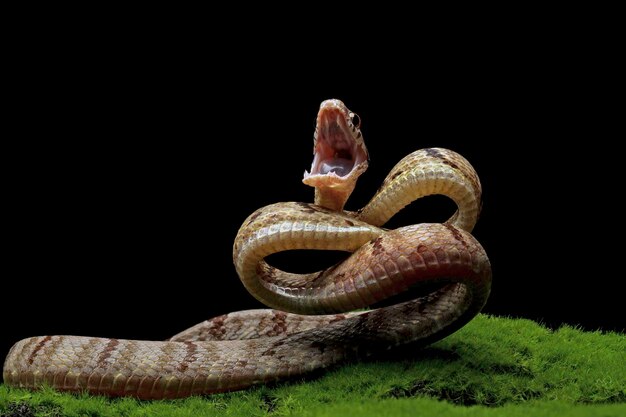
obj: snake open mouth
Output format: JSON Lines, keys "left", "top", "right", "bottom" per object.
{"left": 303, "top": 100, "right": 368, "bottom": 186}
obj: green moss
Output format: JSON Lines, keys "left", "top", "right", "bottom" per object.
{"left": 1, "top": 315, "right": 625, "bottom": 417}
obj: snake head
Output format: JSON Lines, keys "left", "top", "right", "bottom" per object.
{"left": 303, "top": 99, "right": 369, "bottom": 211}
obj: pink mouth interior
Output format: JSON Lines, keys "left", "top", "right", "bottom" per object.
{"left": 305, "top": 109, "right": 367, "bottom": 179}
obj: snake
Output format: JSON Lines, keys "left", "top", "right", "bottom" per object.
{"left": 3, "top": 99, "right": 491, "bottom": 399}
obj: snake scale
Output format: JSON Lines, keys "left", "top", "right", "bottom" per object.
{"left": 3, "top": 99, "right": 491, "bottom": 399}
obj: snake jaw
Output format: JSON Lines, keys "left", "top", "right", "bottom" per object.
{"left": 303, "top": 99, "right": 369, "bottom": 211}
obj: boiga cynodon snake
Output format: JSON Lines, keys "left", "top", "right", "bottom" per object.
{"left": 3, "top": 99, "right": 491, "bottom": 399}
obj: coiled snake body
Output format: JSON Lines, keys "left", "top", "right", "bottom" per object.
{"left": 3, "top": 99, "right": 491, "bottom": 399}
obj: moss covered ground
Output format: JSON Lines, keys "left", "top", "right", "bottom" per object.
{"left": 1, "top": 315, "right": 624, "bottom": 416}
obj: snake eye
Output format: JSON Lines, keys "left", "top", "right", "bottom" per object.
{"left": 349, "top": 112, "right": 361, "bottom": 130}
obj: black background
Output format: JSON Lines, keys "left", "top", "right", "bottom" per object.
{"left": 3, "top": 42, "right": 622, "bottom": 377}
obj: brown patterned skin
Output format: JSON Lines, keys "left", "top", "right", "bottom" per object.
{"left": 3, "top": 100, "right": 491, "bottom": 399}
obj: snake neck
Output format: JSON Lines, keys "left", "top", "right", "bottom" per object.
{"left": 314, "top": 186, "right": 349, "bottom": 211}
